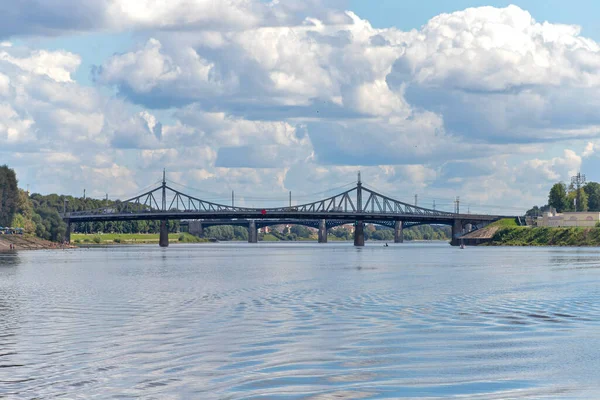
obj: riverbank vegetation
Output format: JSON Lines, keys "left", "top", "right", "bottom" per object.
{"left": 527, "top": 179, "right": 600, "bottom": 215}
{"left": 488, "top": 226, "right": 600, "bottom": 246}
{"left": 71, "top": 232, "right": 205, "bottom": 245}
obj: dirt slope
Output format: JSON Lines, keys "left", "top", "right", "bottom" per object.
{"left": 0, "top": 235, "right": 68, "bottom": 251}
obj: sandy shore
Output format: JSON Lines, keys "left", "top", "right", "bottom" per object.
{"left": 0, "top": 235, "right": 74, "bottom": 251}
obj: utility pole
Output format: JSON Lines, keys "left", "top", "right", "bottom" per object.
{"left": 162, "top": 169, "right": 167, "bottom": 211}
{"left": 455, "top": 196, "right": 460, "bottom": 214}
{"left": 571, "top": 172, "right": 586, "bottom": 211}
{"left": 433, "top": 200, "right": 436, "bottom": 210}
{"left": 232, "top": 191, "right": 234, "bottom": 207}
{"left": 289, "top": 191, "right": 292, "bottom": 208}
{"left": 357, "top": 171, "right": 362, "bottom": 212}
{"left": 414, "top": 194, "right": 418, "bottom": 207}
{"left": 83, "top": 189, "right": 86, "bottom": 200}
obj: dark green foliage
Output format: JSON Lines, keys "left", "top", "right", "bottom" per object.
{"left": 331, "top": 224, "right": 450, "bottom": 241}
{"left": 0, "top": 165, "right": 19, "bottom": 227}
{"left": 403, "top": 225, "right": 451, "bottom": 241}
{"left": 33, "top": 207, "right": 66, "bottom": 242}
{"left": 290, "top": 225, "right": 312, "bottom": 238}
{"left": 202, "top": 225, "right": 248, "bottom": 241}
{"left": 584, "top": 182, "right": 600, "bottom": 211}
{"left": 548, "top": 182, "right": 569, "bottom": 212}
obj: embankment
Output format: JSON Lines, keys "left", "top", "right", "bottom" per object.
{"left": 0, "top": 235, "right": 68, "bottom": 251}
{"left": 487, "top": 226, "right": 600, "bottom": 246}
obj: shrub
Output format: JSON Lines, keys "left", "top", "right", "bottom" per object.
{"left": 92, "top": 236, "right": 102, "bottom": 244}
{"left": 113, "top": 238, "right": 122, "bottom": 243}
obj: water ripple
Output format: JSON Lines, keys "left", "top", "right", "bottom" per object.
{"left": 1, "top": 244, "right": 599, "bottom": 398}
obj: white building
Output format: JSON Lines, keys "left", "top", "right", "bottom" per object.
{"left": 537, "top": 210, "right": 600, "bottom": 227}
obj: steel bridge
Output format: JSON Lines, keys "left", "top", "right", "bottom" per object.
{"left": 62, "top": 172, "right": 512, "bottom": 246}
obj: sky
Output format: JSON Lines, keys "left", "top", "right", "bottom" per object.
{"left": 2, "top": 1, "right": 600, "bottom": 214}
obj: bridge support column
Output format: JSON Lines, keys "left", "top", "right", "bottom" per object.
{"left": 188, "top": 221, "right": 203, "bottom": 237}
{"left": 354, "top": 221, "right": 365, "bottom": 247}
{"left": 248, "top": 220, "right": 258, "bottom": 243}
{"left": 159, "top": 220, "right": 169, "bottom": 248}
{"left": 451, "top": 219, "right": 464, "bottom": 246}
{"left": 394, "top": 221, "right": 403, "bottom": 244}
{"left": 65, "top": 220, "right": 71, "bottom": 244}
{"left": 318, "top": 219, "right": 327, "bottom": 243}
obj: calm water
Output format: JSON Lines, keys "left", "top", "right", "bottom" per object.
{"left": 1, "top": 243, "right": 600, "bottom": 399}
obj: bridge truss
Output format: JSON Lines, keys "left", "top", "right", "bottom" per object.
{"left": 64, "top": 173, "right": 505, "bottom": 229}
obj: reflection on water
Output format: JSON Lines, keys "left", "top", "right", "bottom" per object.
{"left": 1, "top": 243, "right": 600, "bottom": 398}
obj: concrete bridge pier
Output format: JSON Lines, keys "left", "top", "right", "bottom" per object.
{"left": 248, "top": 220, "right": 258, "bottom": 243}
{"left": 394, "top": 221, "right": 403, "bottom": 243}
{"left": 354, "top": 221, "right": 365, "bottom": 247}
{"left": 188, "top": 221, "right": 203, "bottom": 237}
{"left": 159, "top": 220, "right": 169, "bottom": 247}
{"left": 318, "top": 219, "right": 327, "bottom": 243}
{"left": 451, "top": 219, "right": 464, "bottom": 246}
{"left": 65, "top": 220, "right": 71, "bottom": 244}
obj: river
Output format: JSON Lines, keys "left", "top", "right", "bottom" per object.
{"left": 1, "top": 242, "right": 600, "bottom": 398}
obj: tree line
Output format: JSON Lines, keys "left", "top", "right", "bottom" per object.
{"left": 197, "top": 223, "right": 450, "bottom": 242}
{"left": 2, "top": 165, "right": 182, "bottom": 242}
{"left": 527, "top": 181, "right": 600, "bottom": 216}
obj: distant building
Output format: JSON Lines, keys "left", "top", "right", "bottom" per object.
{"left": 537, "top": 210, "right": 600, "bottom": 227}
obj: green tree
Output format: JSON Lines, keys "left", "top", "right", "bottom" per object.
{"left": 576, "top": 188, "right": 588, "bottom": 212}
{"left": 33, "top": 207, "right": 66, "bottom": 242}
{"left": 0, "top": 165, "right": 19, "bottom": 227}
{"left": 525, "top": 205, "right": 549, "bottom": 217}
{"left": 566, "top": 188, "right": 588, "bottom": 212}
{"left": 290, "top": 225, "right": 312, "bottom": 238}
{"left": 548, "top": 182, "right": 569, "bottom": 212}
{"left": 233, "top": 226, "right": 248, "bottom": 241}
{"left": 584, "top": 182, "right": 600, "bottom": 211}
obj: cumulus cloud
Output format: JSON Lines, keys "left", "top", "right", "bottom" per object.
{"left": 94, "top": 12, "right": 406, "bottom": 115}
{"left": 388, "top": 5, "right": 600, "bottom": 143}
{"left": 0, "top": 0, "right": 347, "bottom": 38}
{"left": 5, "top": 3, "right": 600, "bottom": 212}
{"left": 0, "top": 48, "right": 81, "bottom": 82}
{"left": 523, "top": 149, "right": 582, "bottom": 182}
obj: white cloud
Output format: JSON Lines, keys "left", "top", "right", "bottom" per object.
{"left": 107, "top": 0, "right": 263, "bottom": 31}
{"left": 388, "top": 5, "right": 600, "bottom": 142}
{"left": 5, "top": 3, "right": 600, "bottom": 213}
{"left": 524, "top": 149, "right": 582, "bottom": 182}
{"left": 0, "top": 49, "right": 81, "bottom": 82}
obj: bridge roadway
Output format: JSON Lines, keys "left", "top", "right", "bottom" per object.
{"left": 61, "top": 173, "right": 511, "bottom": 247}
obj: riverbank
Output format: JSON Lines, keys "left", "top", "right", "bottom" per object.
{"left": 0, "top": 235, "right": 72, "bottom": 251}
{"left": 487, "top": 226, "right": 600, "bottom": 246}
{"left": 71, "top": 233, "right": 207, "bottom": 245}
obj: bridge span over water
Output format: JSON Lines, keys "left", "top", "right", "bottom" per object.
{"left": 61, "top": 173, "right": 512, "bottom": 247}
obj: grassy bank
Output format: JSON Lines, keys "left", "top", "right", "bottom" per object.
{"left": 72, "top": 232, "right": 207, "bottom": 245}
{"left": 488, "top": 226, "right": 600, "bottom": 246}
